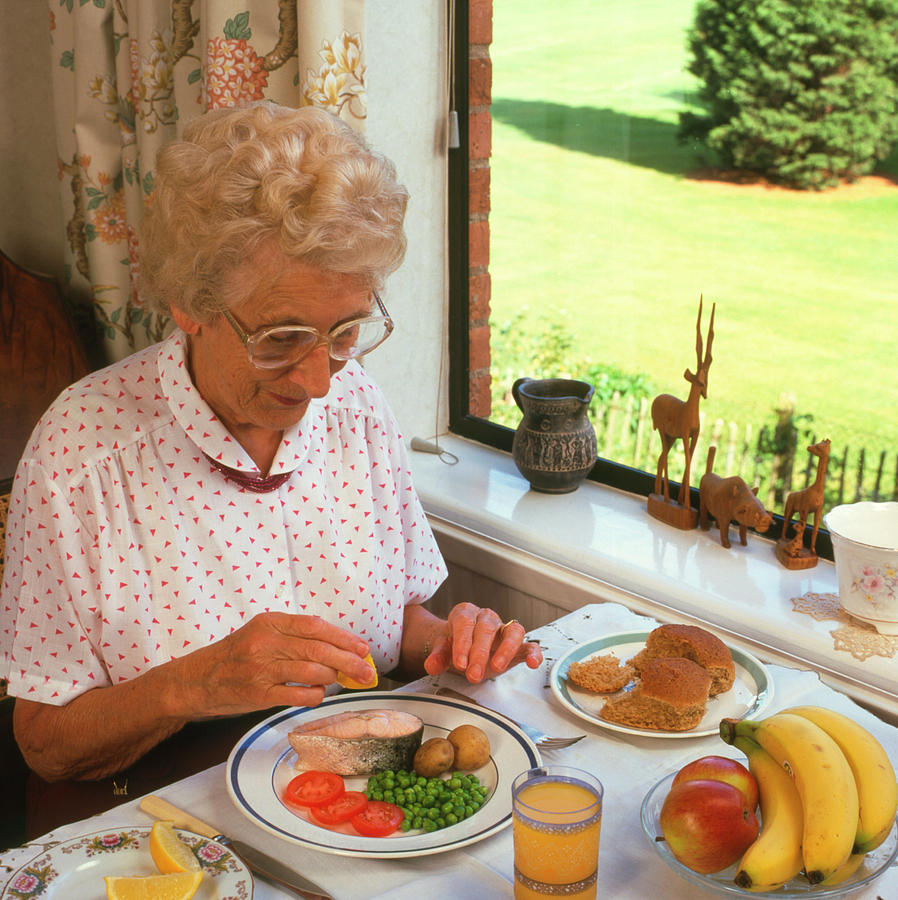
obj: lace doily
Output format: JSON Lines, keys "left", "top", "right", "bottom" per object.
{"left": 791, "top": 591, "right": 898, "bottom": 662}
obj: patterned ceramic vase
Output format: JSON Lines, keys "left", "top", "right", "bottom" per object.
{"left": 511, "top": 377, "right": 597, "bottom": 494}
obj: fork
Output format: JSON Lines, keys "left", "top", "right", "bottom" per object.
{"left": 435, "top": 686, "right": 586, "bottom": 751}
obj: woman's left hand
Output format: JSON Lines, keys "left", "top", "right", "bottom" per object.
{"left": 423, "top": 602, "right": 543, "bottom": 683}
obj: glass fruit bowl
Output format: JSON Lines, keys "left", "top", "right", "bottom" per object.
{"left": 640, "top": 772, "right": 898, "bottom": 898}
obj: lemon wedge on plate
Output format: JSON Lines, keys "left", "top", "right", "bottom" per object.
{"left": 337, "top": 652, "right": 378, "bottom": 689}
{"left": 104, "top": 870, "right": 203, "bottom": 900}
{"left": 149, "top": 820, "right": 201, "bottom": 874}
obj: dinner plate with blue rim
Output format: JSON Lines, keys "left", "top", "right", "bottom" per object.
{"left": 550, "top": 631, "right": 773, "bottom": 738}
{"left": 1, "top": 826, "right": 252, "bottom": 899}
{"left": 226, "top": 691, "right": 540, "bottom": 858}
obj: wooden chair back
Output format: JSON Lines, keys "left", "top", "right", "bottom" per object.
{"left": 0, "top": 248, "right": 91, "bottom": 482}
{"left": 0, "top": 249, "right": 92, "bottom": 850}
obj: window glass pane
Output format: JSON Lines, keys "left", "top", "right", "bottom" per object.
{"left": 486, "top": 0, "right": 898, "bottom": 517}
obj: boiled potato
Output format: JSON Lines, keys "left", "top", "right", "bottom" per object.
{"left": 413, "top": 737, "right": 455, "bottom": 777}
{"left": 447, "top": 724, "right": 491, "bottom": 770}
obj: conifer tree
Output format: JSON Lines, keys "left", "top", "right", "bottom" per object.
{"left": 679, "top": 0, "right": 898, "bottom": 189}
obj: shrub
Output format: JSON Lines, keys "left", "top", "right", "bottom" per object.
{"left": 490, "top": 311, "right": 578, "bottom": 427}
{"left": 753, "top": 394, "right": 816, "bottom": 504}
{"left": 582, "top": 362, "right": 655, "bottom": 431}
{"left": 489, "top": 311, "right": 655, "bottom": 429}
{"left": 679, "top": 0, "right": 898, "bottom": 189}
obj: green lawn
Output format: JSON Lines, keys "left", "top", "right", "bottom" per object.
{"left": 489, "top": 0, "right": 898, "bottom": 457}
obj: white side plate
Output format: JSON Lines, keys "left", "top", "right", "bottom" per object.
{"left": 550, "top": 631, "right": 773, "bottom": 738}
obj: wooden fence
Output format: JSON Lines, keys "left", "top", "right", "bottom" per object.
{"left": 593, "top": 392, "right": 898, "bottom": 515}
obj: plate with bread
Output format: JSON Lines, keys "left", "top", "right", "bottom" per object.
{"left": 550, "top": 624, "right": 772, "bottom": 738}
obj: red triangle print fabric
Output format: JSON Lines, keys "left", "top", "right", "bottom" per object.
{"left": 0, "top": 332, "right": 447, "bottom": 703}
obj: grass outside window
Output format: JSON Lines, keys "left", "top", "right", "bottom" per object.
{"left": 485, "top": 0, "right": 898, "bottom": 511}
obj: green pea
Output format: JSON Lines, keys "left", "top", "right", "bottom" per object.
{"left": 400, "top": 767, "right": 491, "bottom": 834}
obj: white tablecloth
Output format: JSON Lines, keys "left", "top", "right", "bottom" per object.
{"left": 4, "top": 602, "right": 898, "bottom": 898}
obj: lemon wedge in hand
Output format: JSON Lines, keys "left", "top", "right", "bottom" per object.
{"left": 104, "top": 870, "right": 203, "bottom": 900}
{"left": 337, "top": 652, "right": 378, "bottom": 689}
{"left": 149, "top": 820, "right": 201, "bottom": 874}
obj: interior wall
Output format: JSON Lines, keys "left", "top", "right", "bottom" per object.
{"left": 0, "top": 1, "right": 65, "bottom": 281}
{"left": 427, "top": 562, "right": 571, "bottom": 633}
{"left": 0, "top": 1, "right": 448, "bottom": 445}
{"left": 425, "top": 522, "right": 598, "bottom": 630}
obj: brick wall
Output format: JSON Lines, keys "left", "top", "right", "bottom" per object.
{"left": 467, "top": 0, "right": 492, "bottom": 417}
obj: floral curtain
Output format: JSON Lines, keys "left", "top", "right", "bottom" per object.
{"left": 49, "top": 0, "right": 366, "bottom": 362}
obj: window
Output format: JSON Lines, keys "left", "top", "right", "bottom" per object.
{"left": 449, "top": 0, "right": 898, "bottom": 559}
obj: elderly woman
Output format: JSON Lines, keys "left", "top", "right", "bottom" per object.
{"left": 0, "top": 103, "right": 541, "bottom": 812}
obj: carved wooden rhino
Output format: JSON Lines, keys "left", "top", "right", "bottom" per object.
{"left": 699, "top": 447, "right": 772, "bottom": 548}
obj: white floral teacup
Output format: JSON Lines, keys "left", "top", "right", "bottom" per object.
{"left": 824, "top": 502, "right": 898, "bottom": 635}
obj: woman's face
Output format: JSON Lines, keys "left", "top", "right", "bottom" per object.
{"left": 173, "top": 252, "right": 374, "bottom": 450}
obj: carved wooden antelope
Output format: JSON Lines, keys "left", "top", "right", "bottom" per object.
{"left": 651, "top": 298, "right": 716, "bottom": 508}
{"left": 780, "top": 438, "right": 831, "bottom": 556}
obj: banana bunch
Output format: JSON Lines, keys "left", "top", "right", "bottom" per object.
{"left": 730, "top": 734, "right": 804, "bottom": 891}
{"left": 720, "top": 706, "right": 898, "bottom": 890}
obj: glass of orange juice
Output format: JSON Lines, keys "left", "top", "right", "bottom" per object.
{"left": 512, "top": 765, "right": 603, "bottom": 899}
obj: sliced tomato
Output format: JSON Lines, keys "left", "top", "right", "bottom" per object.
{"left": 310, "top": 791, "right": 369, "bottom": 826}
{"left": 284, "top": 771, "right": 345, "bottom": 808}
{"left": 350, "top": 800, "right": 404, "bottom": 837}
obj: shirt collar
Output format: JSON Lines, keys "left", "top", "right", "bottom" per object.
{"left": 156, "top": 331, "right": 320, "bottom": 476}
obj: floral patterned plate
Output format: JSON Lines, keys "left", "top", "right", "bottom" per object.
{"left": 1, "top": 826, "right": 252, "bottom": 899}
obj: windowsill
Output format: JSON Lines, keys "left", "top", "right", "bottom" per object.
{"left": 409, "top": 435, "right": 898, "bottom": 722}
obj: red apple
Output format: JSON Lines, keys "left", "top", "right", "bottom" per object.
{"left": 672, "top": 755, "right": 759, "bottom": 811}
{"left": 659, "top": 779, "right": 760, "bottom": 874}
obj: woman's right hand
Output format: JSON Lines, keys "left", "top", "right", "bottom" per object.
{"left": 183, "top": 612, "right": 375, "bottom": 716}
{"left": 12, "top": 612, "right": 376, "bottom": 783}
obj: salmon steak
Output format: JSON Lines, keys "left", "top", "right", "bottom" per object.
{"left": 288, "top": 708, "right": 425, "bottom": 776}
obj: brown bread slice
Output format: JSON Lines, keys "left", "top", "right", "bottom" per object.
{"left": 566, "top": 652, "right": 635, "bottom": 692}
{"left": 599, "top": 657, "right": 711, "bottom": 731}
{"left": 634, "top": 623, "right": 735, "bottom": 695}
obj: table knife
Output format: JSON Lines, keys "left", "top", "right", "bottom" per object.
{"left": 139, "top": 794, "right": 331, "bottom": 899}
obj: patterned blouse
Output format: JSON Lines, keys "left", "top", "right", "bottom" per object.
{"left": 0, "top": 332, "right": 447, "bottom": 704}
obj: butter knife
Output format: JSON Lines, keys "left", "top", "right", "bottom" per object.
{"left": 140, "top": 794, "right": 331, "bottom": 899}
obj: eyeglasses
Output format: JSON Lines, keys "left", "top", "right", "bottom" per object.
{"left": 221, "top": 292, "right": 394, "bottom": 370}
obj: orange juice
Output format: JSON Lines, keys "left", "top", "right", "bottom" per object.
{"left": 512, "top": 768, "right": 602, "bottom": 900}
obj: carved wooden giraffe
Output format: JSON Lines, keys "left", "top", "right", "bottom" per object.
{"left": 649, "top": 298, "right": 715, "bottom": 522}
{"left": 776, "top": 438, "right": 831, "bottom": 569}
